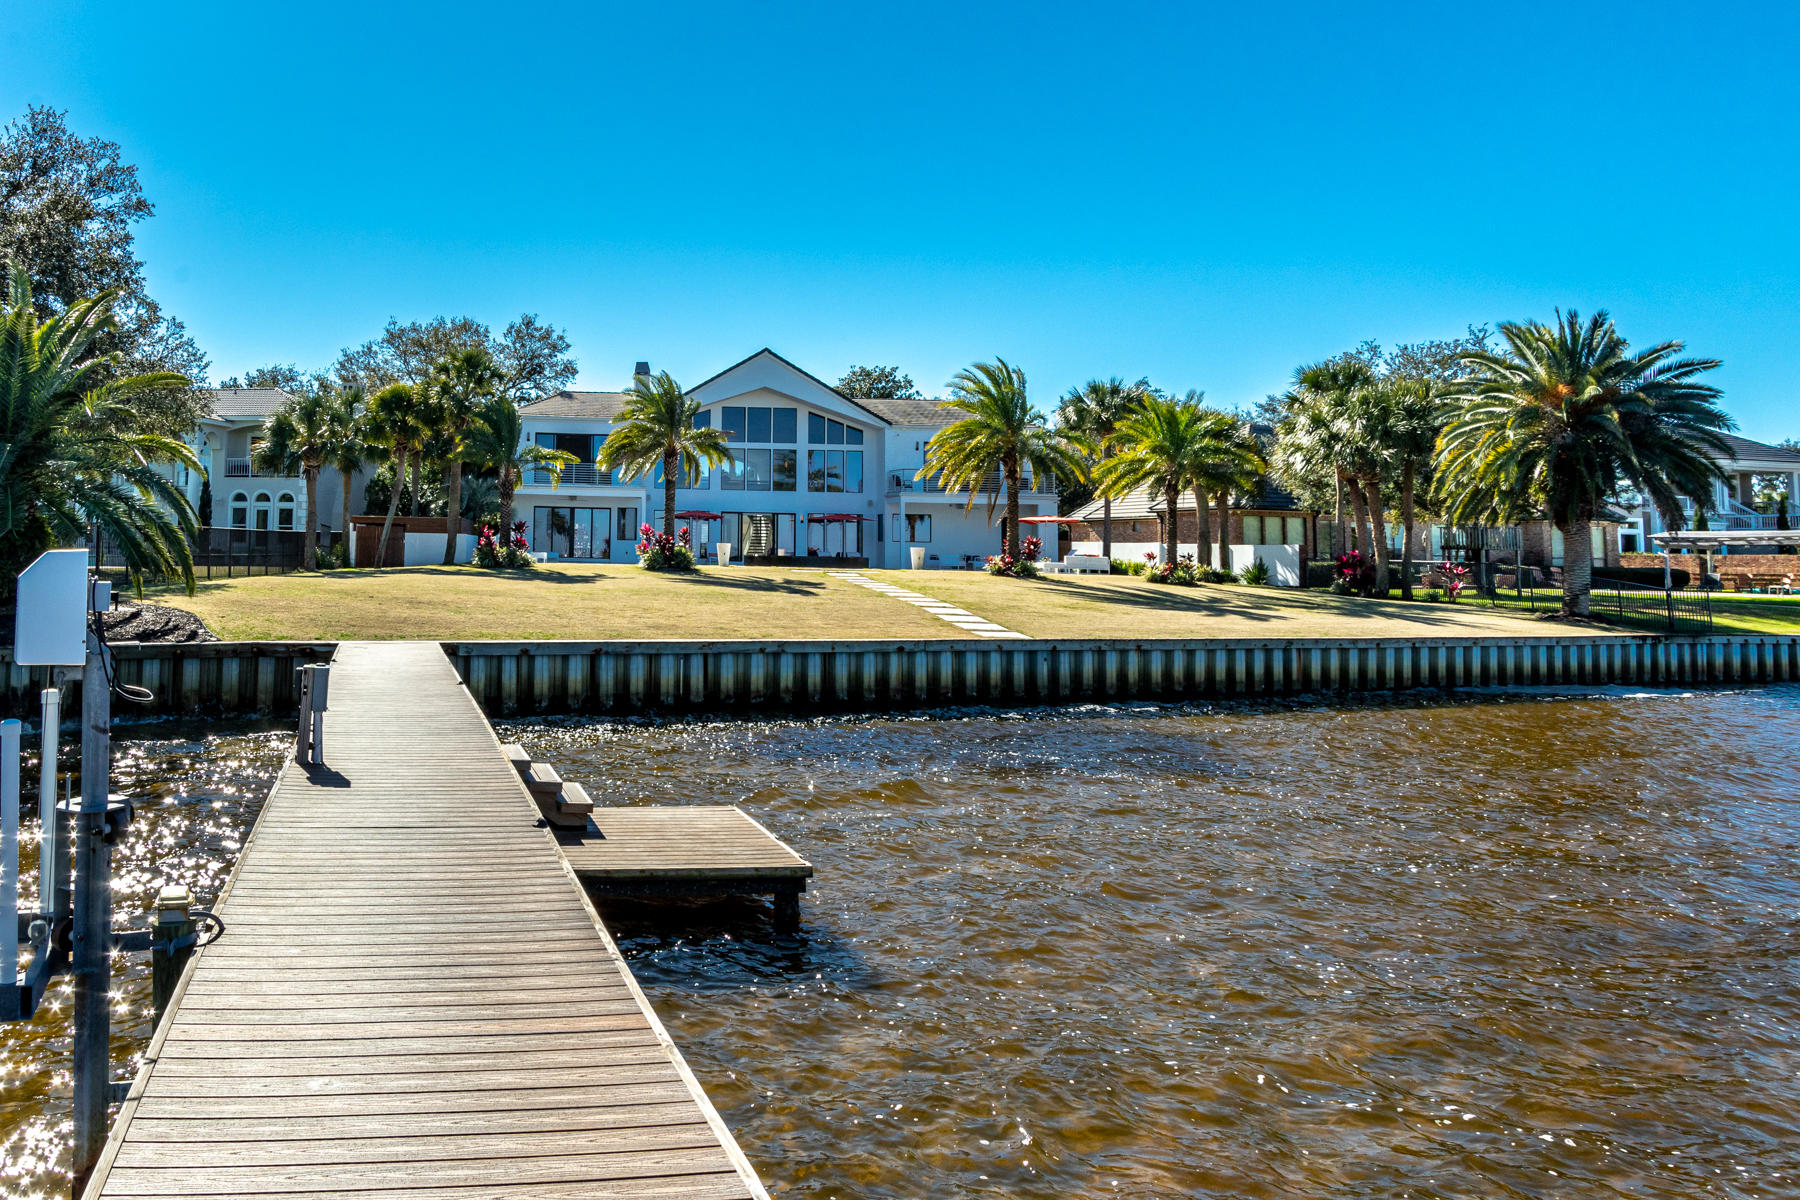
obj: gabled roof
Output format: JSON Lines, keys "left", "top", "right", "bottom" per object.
{"left": 686, "top": 348, "right": 891, "bottom": 425}
{"left": 204, "top": 388, "right": 299, "bottom": 422}
{"left": 1719, "top": 433, "right": 1800, "bottom": 467}
{"left": 520, "top": 391, "right": 632, "bottom": 421}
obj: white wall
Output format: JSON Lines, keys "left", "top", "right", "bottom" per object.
{"left": 403, "top": 532, "right": 477, "bottom": 566}
{"left": 1227, "top": 543, "right": 1301, "bottom": 586}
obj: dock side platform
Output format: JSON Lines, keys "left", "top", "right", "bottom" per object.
{"left": 84, "top": 640, "right": 768, "bottom": 1200}
{"left": 556, "top": 806, "right": 813, "bottom": 931}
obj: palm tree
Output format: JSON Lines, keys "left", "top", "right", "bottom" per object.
{"left": 597, "top": 371, "right": 732, "bottom": 537}
{"left": 325, "top": 385, "right": 368, "bottom": 563}
{"left": 922, "top": 359, "right": 1088, "bottom": 560}
{"left": 428, "top": 347, "right": 502, "bottom": 564}
{"left": 365, "top": 382, "right": 427, "bottom": 569}
{"left": 1381, "top": 377, "right": 1446, "bottom": 600}
{"left": 252, "top": 390, "right": 337, "bottom": 570}
{"left": 464, "top": 396, "right": 577, "bottom": 534}
{"left": 1057, "top": 377, "right": 1148, "bottom": 560}
{"left": 1093, "top": 396, "right": 1203, "bottom": 565}
{"left": 0, "top": 265, "right": 201, "bottom": 592}
{"left": 1279, "top": 360, "right": 1377, "bottom": 559}
{"left": 1190, "top": 412, "right": 1267, "bottom": 570}
{"left": 1436, "top": 310, "right": 1731, "bottom": 617}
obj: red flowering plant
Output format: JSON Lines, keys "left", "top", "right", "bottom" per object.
{"left": 636, "top": 522, "right": 697, "bottom": 571}
{"left": 986, "top": 536, "right": 1044, "bottom": 578}
{"left": 1331, "top": 550, "right": 1380, "bottom": 596}
{"left": 1438, "top": 560, "right": 1470, "bottom": 603}
{"left": 1146, "top": 553, "right": 1199, "bottom": 585}
{"left": 474, "top": 522, "right": 535, "bottom": 569}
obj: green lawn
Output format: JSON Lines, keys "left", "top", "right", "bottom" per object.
{"left": 1484, "top": 590, "right": 1800, "bottom": 636}
{"left": 124, "top": 562, "right": 1707, "bottom": 643}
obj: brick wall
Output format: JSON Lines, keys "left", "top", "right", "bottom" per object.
{"left": 1622, "top": 551, "right": 1798, "bottom": 588}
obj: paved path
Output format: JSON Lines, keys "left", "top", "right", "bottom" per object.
{"left": 87, "top": 641, "right": 767, "bottom": 1200}
{"left": 830, "top": 572, "right": 1031, "bottom": 639}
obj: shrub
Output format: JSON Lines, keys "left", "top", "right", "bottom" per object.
{"left": 1145, "top": 554, "right": 1199, "bottom": 585}
{"left": 314, "top": 542, "right": 346, "bottom": 571}
{"left": 1333, "top": 550, "right": 1381, "bottom": 597}
{"left": 475, "top": 521, "right": 535, "bottom": 569}
{"left": 1200, "top": 566, "right": 1236, "bottom": 583}
{"left": 1238, "top": 559, "right": 1271, "bottom": 586}
{"left": 1116, "top": 558, "right": 1147, "bottom": 577}
{"left": 637, "top": 523, "right": 696, "bottom": 571}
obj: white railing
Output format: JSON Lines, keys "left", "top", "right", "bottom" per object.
{"left": 530, "top": 464, "right": 612, "bottom": 487}
{"left": 224, "top": 458, "right": 252, "bottom": 477}
{"left": 890, "top": 471, "right": 1048, "bottom": 495}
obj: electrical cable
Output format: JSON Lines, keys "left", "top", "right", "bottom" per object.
{"left": 88, "top": 607, "right": 155, "bottom": 705}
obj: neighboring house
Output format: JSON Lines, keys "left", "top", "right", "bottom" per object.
{"left": 1067, "top": 478, "right": 1322, "bottom": 574}
{"left": 514, "top": 349, "right": 1059, "bottom": 568}
{"left": 173, "top": 388, "right": 369, "bottom": 536}
{"left": 1616, "top": 432, "right": 1800, "bottom": 553}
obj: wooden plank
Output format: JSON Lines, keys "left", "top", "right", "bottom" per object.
{"left": 86, "top": 641, "right": 769, "bottom": 1200}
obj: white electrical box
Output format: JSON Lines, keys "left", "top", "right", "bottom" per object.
{"left": 14, "top": 550, "right": 90, "bottom": 666}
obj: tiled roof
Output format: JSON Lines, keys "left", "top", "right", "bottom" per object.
{"left": 204, "top": 388, "right": 299, "bottom": 421}
{"left": 1719, "top": 433, "right": 1800, "bottom": 466}
{"left": 520, "top": 391, "right": 633, "bottom": 421}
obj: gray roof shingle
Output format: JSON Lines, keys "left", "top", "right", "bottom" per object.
{"left": 1719, "top": 433, "right": 1800, "bottom": 466}
{"left": 846, "top": 395, "right": 949, "bottom": 425}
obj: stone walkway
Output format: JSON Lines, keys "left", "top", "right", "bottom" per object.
{"left": 831, "top": 572, "right": 1031, "bottom": 639}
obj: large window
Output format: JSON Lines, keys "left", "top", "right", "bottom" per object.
{"left": 229, "top": 491, "right": 248, "bottom": 528}
{"left": 808, "top": 415, "right": 863, "bottom": 446}
{"left": 905, "top": 513, "right": 932, "bottom": 543}
{"left": 1241, "top": 515, "right": 1306, "bottom": 545}
{"left": 807, "top": 450, "right": 863, "bottom": 493}
{"left": 720, "top": 449, "right": 798, "bottom": 492}
{"left": 719, "top": 406, "right": 797, "bottom": 444}
{"left": 533, "top": 506, "right": 620, "bottom": 559}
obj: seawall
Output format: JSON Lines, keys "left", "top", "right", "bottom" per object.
{"left": 7, "top": 634, "right": 1796, "bottom": 720}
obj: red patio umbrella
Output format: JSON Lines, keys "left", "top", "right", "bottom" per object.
{"left": 675, "top": 510, "right": 724, "bottom": 520}
{"left": 1016, "top": 516, "right": 1083, "bottom": 525}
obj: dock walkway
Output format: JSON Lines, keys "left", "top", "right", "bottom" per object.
{"left": 86, "top": 641, "right": 767, "bottom": 1200}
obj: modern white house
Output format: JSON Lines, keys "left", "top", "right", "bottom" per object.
{"left": 172, "top": 387, "right": 367, "bottom": 536}
{"left": 514, "top": 349, "right": 1058, "bottom": 568}
{"left": 1616, "top": 433, "right": 1800, "bottom": 553}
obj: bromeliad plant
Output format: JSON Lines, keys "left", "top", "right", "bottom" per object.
{"left": 1146, "top": 553, "right": 1200, "bottom": 585}
{"left": 636, "top": 522, "right": 696, "bottom": 572}
{"left": 1437, "top": 560, "right": 1470, "bottom": 603}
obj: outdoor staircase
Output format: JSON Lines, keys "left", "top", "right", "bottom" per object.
{"left": 499, "top": 742, "right": 595, "bottom": 829}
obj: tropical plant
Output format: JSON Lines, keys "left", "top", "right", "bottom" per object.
{"left": 1436, "top": 310, "right": 1731, "bottom": 616}
{"left": 1057, "top": 376, "right": 1149, "bottom": 560}
{"left": 598, "top": 371, "right": 732, "bottom": 539}
{"left": 635, "top": 522, "right": 696, "bottom": 571}
{"left": 460, "top": 475, "right": 501, "bottom": 524}
{"left": 426, "top": 346, "right": 502, "bottom": 563}
{"left": 986, "top": 534, "right": 1044, "bottom": 578}
{"left": 474, "top": 520, "right": 534, "bottom": 569}
{"left": 324, "top": 384, "right": 368, "bottom": 559}
{"left": 464, "top": 395, "right": 577, "bottom": 535}
{"left": 252, "top": 390, "right": 338, "bottom": 569}
{"left": 1274, "top": 360, "right": 1376, "bottom": 561}
{"left": 1191, "top": 409, "right": 1266, "bottom": 571}
{"left": 364, "top": 381, "right": 428, "bottom": 569}
{"left": 0, "top": 264, "right": 200, "bottom": 593}
{"left": 1238, "top": 558, "right": 1271, "bottom": 586}
{"left": 923, "top": 359, "right": 1088, "bottom": 562}
{"left": 1093, "top": 395, "right": 1259, "bottom": 569}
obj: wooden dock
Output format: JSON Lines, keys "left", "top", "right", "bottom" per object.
{"left": 556, "top": 806, "right": 812, "bottom": 931}
{"left": 84, "top": 641, "right": 769, "bottom": 1200}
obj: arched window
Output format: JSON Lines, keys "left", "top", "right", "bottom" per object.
{"left": 253, "top": 491, "right": 272, "bottom": 531}
{"left": 229, "top": 491, "right": 249, "bottom": 528}
{"left": 276, "top": 492, "right": 296, "bottom": 531}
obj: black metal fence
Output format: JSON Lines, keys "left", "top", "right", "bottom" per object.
{"left": 1492, "top": 575, "right": 1714, "bottom": 634}
{"left": 99, "top": 527, "right": 332, "bottom": 580}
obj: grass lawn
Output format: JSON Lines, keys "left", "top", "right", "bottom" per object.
{"left": 1484, "top": 590, "right": 1800, "bottom": 637}
{"left": 856, "top": 571, "right": 1597, "bottom": 639}
{"left": 119, "top": 562, "right": 1698, "bottom": 643}
{"left": 146, "top": 564, "right": 958, "bottom": 642}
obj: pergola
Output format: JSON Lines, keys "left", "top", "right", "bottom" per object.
{"left": 1649, "top": 529, "right": 1799, "bottom": 581}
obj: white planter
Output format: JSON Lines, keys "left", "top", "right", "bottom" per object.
{"left": 716, "top": 542, "right": 733, "bottom": 564}
{"left": 909, "top": 547, "right": 927, "bottom": 570}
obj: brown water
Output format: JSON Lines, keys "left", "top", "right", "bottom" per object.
{"left": 510, "top": 689, "right": 1800, "bottom": 1199}
{"left": 3, "top": 692, "right": 1797, "bottom": 1199}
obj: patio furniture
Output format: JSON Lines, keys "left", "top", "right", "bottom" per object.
{"left": 1771, "top": 575, "right": 1795, "bottom": 595}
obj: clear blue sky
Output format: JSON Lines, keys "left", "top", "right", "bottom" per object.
{"left": 6, "top": 2, "right": 1796, "bottom": 438}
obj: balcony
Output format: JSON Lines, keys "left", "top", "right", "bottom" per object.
{"left": 889, "top": 471, "right": 1050, "bottom": 497}
{"left": 529, "top": 464, "right": 614, "bottom": 488}
{"left": 224, "top": 457, "right": 252, "bottom": 477}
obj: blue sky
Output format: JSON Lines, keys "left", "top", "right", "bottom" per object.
{"left": 5, "top": 2, "right": 1797, "bottom": 438}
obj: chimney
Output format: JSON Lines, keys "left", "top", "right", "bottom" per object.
{"left": 633, "top": 361, "right": 651, "bottom": 380}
